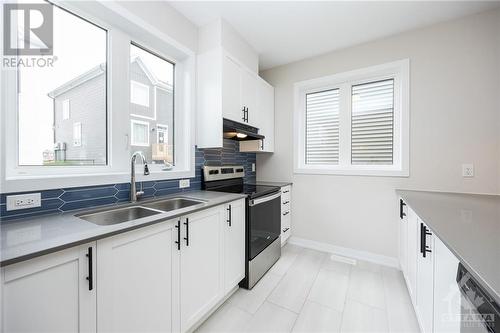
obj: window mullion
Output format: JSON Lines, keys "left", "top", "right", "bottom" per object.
{"left": 338, "top": 83, "right": 351, "bottom": 167}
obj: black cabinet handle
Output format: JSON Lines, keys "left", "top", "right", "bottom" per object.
{"left": 283, "top": 211, "right": 290, "bottom": 216}
{"left": 283, "top": 190, "right": 289, "bottom": 194}
{"left": 420, "top": 223, "right": 432, "bottom": 257}
{"left": 184, "top": 218, "right": 189, "bottom": 246}
{"left": 242, "top": 107, "right": 246, "bottom": 122}
{"left": 282, "top": 227, "right": 290, "bottom": 233}
{"left": 400, "top": 199, "right": 406, "bottom": 219}
{"left": 245, "top": 107, "right": 249, "bottom": 122}
{"left": 175, "top": 220, "right": 181, "bottom": 250}
{"left": 227, "top": 205, "right": 232, "bottom": 226}
{"left": 261, "top": 139, "right": 264, "bottom": 150}
{"left": 283, "top": 201, "right": 289, "bottom": 205}
{"left": 86, "top": 247, "right": 93, "bottom": 291}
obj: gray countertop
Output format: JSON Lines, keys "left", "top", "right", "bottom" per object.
{"left": 249, "top": 181, "right": 293, "bottom": 187}
{"left": 0, "top": 191, "right": 246, "bottom": 267}
{"left": 397, "top": 190, "right": 500, "bottom": 304}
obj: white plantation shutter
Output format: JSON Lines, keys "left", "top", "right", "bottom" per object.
{"left": 351, "top": 79, "right": 394, "bottom": 165}
{"left": 305, "top": 89, "right": 340, "bottom": 164}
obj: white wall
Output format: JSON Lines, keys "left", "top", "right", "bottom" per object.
{"left": 258, "top": 9, "right": 500, "bottom": 260}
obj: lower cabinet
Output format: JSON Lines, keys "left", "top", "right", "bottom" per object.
{"left": 416, "top": 220, "right": 435, "bottom": 333}
{"left": 1, "top": 242, "right": 96, "bottom": 333}
{"left": 1, "top": 198, "right": 246, "bottom": 333}
{"left": 179, "top": 207, "right": 223, "bottom": 331}
{"left": 97, "top": 221, "right": 176, "bottom": 333}
{"left": 399, "top": 198, "right": 462, "bottom": 333}
{"left": 223, "top": 199, "right": 245, "bottom": 294}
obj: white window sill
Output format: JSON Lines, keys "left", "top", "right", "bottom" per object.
{"left": 2, "top": 169, "right": 195, "bottom": 193}
{"left": 294, "top": 166, "right": 409, "bottom": 177}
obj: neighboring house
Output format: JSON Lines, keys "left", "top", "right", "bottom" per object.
{"left": 47, "top": 57, "right": 174, "bottom": 166}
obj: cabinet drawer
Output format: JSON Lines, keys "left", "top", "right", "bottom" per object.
{"left": 281, "top": 186, "right": 291, "bottom": 201}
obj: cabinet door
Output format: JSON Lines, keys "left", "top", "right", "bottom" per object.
{"left": 1, "top": 243, "right": 96, "bottom": 333}
{"left": 407, "top": 206, "right": 419, "bottom": 303}
{"left": 416, "top": 219, "right": 435, "bottom": 333}
{"left": 222, "top": 56, "right": 244, "bottom": 123}
{"left": 399, "top": 199, "right": 409, "bottom": 278}
{"left": 180, "top": 207, "right": 223, "bottom": 331}
{"left": 223, "top": 199, "right": 246, "bottom": 293}
{"left": 97, "top": 221, "right": 176, "bottom": 333}
{"left": 433, "top": 236, "right": 461, "bottom": 332}
{"left": 241, "top": 69, "right": 259, "bottom": 126}
{"left": 257, "top": 80, "right": 275, "bottom": 152}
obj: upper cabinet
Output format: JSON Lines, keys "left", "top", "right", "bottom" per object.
{"left": 197, "top": 48, "right": 275, "bottom": 150}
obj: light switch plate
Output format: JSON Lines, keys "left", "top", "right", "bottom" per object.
{"left": 6, "top": 193, "right": 41, "bottom": 211}
{"left": 252, "top": 163, "right": 256, "bottom": 172}
{"left": 179, "top": 179, "right": 190, "bottom": 188}
{"left": 462, "top": 164, "right": 474, "bottom": 178}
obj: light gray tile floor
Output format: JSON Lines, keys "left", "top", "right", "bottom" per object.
{"left": 196, "top": 244, "right": 420, "bottom": 333}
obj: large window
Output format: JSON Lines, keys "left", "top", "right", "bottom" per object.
{"left": 17, "top": 3, "right": 107, "bottom": 166}
{"left": 295, "top": 60, "right": 409, "bottom": 176}
{"left": 2, "top": 1, "right": 195, "bottom": 192}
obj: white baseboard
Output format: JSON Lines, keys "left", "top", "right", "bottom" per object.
{"left": 288, "top": 236, "right": 400, "bottom": 269}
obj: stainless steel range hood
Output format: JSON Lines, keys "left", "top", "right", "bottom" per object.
{"left": 223, "top": 118, "right": 265, "bottom": 141}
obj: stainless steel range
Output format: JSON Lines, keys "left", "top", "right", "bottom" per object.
{"left": 203, "top": 165, "right": 281, "bottom": 289}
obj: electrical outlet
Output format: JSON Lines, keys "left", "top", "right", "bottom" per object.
{"left": 179, "top": 179, "right": 190, "bottom": 188}
{"left": 462, "top": 164, "right": 474, "bottom": 178}
{"left": 252, "top": 163, "right": 256, "bottom": 172}
{"left": 6, "top": 193, "right": 41, "bottom": 211}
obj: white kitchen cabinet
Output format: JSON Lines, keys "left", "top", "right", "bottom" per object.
{"left": 1, "top": 242, "right": 96, "bottom": 333}
{"left": 97, "top": 221, "right": 177, "bottom": 333}
{"left": 241, "top": 69, "right": 259, "bottom": 126}
{"left": 197, "top": 47, "right": 274, "bottom": 148}
{"left": 416, "top": 219, "right": 435, "bottom": 333}
{"left": 222, "top": 199, "right": 245, "bottom": 293}
{"left": 239, "top": 79, "right": 275, "bottom": 153}
{"left": 281, "top": 185, "right": 292, "bottom": 245}
{"left": 407, "top": 206, "right": 419, "bottom": 304}
{"left": 399, "top": 199, "right": 409, "bottom": 277}
{"left": 179, "top": 206, "right": 224, "bottom": 331}
{"left": 222, "top": 55, "right": 244, "bottom": 123}
{"left": 433, "top": 236, "right": 461, "bottom": 332}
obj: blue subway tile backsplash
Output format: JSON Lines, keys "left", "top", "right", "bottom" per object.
{"left": 0, "top": 140, "right": 256, "bottom": 222}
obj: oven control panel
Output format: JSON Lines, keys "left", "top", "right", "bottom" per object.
{"left": 203, "top": 165, "right": 245, "bottom": 182}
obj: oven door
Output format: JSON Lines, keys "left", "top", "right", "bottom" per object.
{"left": 247, "top": 191, "right": 281, "bottom": 261}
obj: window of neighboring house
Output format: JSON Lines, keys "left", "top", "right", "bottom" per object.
{"left": 130, "top": 43, "right": 175, "bottom": 165}
{"left": 15, "top": 2, "right": 107, "bottom": 166}
{"left": 130, "top": 80, "right": 150, "bottom": 107}
{"left": 62, "top": 99, "right": 71, "bottom": 120}
{"left": 73, "top": 122, "right": 82, "bottom": 147}
{"left": 131, "top": 120, "right": 150, "bottom": 146}
{"left": 295, "top": 60, "right": 409, "bottom": 177}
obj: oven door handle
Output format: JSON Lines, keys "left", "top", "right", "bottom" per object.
{"left": 249, "top": 192, "right": 281, "bottom": 206}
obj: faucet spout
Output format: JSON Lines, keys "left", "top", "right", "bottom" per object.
{"left": 130, "top": 151, "right": 149, "bottom": 202}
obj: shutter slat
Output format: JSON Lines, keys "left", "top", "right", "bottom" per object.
{"left": 306, "top": 89, "right": 339, "bottom": 164}
{"left": 351, "top": 79, "right": 394, "bottom": 165}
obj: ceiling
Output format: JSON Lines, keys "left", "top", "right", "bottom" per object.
{"left": 169, "top": 1, "right": 500, "bottom": 70}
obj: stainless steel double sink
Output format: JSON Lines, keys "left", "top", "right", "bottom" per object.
{"left": 77, "top": 198, "right": 206, "bottom": 226}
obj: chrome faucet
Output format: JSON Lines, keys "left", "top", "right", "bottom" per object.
{"left": 130, "top": 151, "right": 150, "bottom": 202}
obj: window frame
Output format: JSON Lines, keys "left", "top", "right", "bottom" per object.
{"left": 294, "top": 59, "right": 409, "bottom": 177}
{"left": 0, "top": 1, "right": 196, "bottom": 192}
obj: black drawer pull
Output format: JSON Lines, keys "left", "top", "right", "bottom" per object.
{"left": 283, "top": 211, "right": 290, "bottom": 216}
{"left": 282, "top": 227, "right": 290, "bottom": 233}
{"left": 283, "top": 190, "right": 289, "bottom": 193}
{"left": 184, "top": 218, "right": 189, "bottom": 246}
{"left": 86, "top": 247, "right": 93, "bottom": 291}
{"left": 420, "top": 223, "right": 432, "bottom": 257}
{"left": 282, "top": 201, "right": 289, "bottom": 205}
{"left": 175, "top": 220, "right": 181, "bottom": 250}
